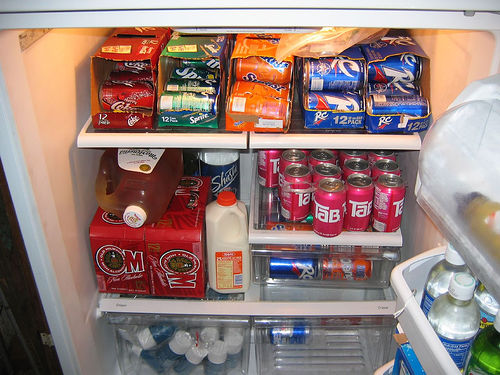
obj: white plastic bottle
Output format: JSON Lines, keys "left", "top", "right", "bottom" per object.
{"left": 205, "top": 191, "right": 250, "bottom": 294}
{"left": 420, "top": 243, "right": 470, "bottom": 316}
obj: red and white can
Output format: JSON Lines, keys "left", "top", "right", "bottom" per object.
{"left": 258, "top": 149, "right": 282, "bottom": 187}
{"left": 371, "top": 159, "right": 401, "bottom": 181}
{"left": 344, "top": 173, "right": 374, "bottom": 232}
{"left": 312, "top": 178, "right": 346, "bottom": 237}
{"left": 279, "top": 149, "right": 308, "bottom": 198}
{"left": 100, "top": 80, "right": 155, "bottom": 111}
{"left": 367, "top": 150, "right": 397, "bottom": 166}
{"left": 339, "top": 150, "right": 368, "bottom": 168}
{"left": 308, "top": 149, "right": 337, "bottom": 170}
{"left": 342, "top": 158, "right": 371, "bottom": 180}
{"left": 372, "top": 174, "right": 406, "bottom": 232}
{"left": 312, "top": 163, "right": 342, "bottom": 183}
{"left": 280, "top": 164, "right": 312, "bottom": 222}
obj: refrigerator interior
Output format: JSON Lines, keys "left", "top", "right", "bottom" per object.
{"left": 0, "top": 19, "right": 499, "bottom": 375}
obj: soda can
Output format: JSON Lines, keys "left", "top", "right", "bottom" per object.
{"left": 171, "top": 66, "right": 219, "bottom": 81}
{"left": 270, "top": 326, "right": 311, "bottom": 345}
{"left": 235, "top": 56, "right": 293, "bottom": 85}
{"left": 368, "top": 82, "right": 421, "bottom": 96}
{"left": 308, "top": 149, "right": 337, "bottom": 170}
{"left": 372, "top": 173, "right": 406, "bottom": 232}
{"left": 371, "top": 159, "right": 401, "bottom": 181}
{"left": 305, "top": 57, "right": 365, "bottom": 92}
{"left": 114, "top": 61, "right": 151, "bottom": 72}
{"left": 269, "top": 257, "right": 319, "bottom": 280}
{"left": 312, "top": 178, "right": 346, "bottom": 237}
{"left": 232, "top": 80, "right": 290, "bottom": 100}
{"left": 228, "top": 92, "right": 289, "bottom": 123}
{"left": 312, "top": 163, "right": 342, "bottom": 184}
{"left": 278, "top": 149, "right": 308, "bottom": 198}
{"left": 344, "top": 173, "right": 374, "bottom": 231}
{"left": 307, "top": 91, "right": 362, "bottom": 112}
{"left": 100, "top": 80, "right": 155, "bottom": 111}
{"left": 322, "top": 257, "right": 372, "bottom": 281}
{"left": 367, "top": 150, "right": 397, "bottom": 166}
{"left": 280, "top": 164, "right": 312, "bottom": 222}
{"left": 368, "top": 54, "right": 422, "bottom": 84}
{"left": 338, "top": 150, "right": 368, "bottom": 168}
{"left": 179, "top": 58, "right": 219, "bottom": 71}
{"left": 368, "top": 94, "right": 429, "bottom": 117}
{"left": 342, "top": 158, "right": 371, "bottom": 180}
{"left": 108, "top": 69, "right": 153, "bottom": 82}
{"left": 258, "top": 149, "right": 282, "bottom": 188}
{"left": 164, "top": 78, "right": 219, "bottom": 95}
{"left": 159, "top": 91, "right": 217, "bottom": 114}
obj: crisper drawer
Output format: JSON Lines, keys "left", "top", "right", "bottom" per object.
{"left": 254, "top": 316, "right": 396, "bottom": 375}
{"left": 252, "top": 244, "right": 400, "bottom": 289}
{"left": 105, "top": 313, "right": 250, "bottom": 375}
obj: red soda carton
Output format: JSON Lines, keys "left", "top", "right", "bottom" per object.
{"left": 145, "top": 176, "right": 211, "bottom": 299}
{"left": 89, "top": 208, "right": 149, "bottom": 294}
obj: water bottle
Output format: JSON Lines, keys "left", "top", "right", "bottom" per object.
{"left": 205, "top": 191, "right": 250, "bottom": 294}
{"left": 428, "top": 272, "right": 480, "bottom": 371}
{"left": 475, "top": 282, "right": 499, "bottom": 331}
{"left": 95, "top": 148, "right": 183, "bottom": 227}
{"left": 464, "top": 310, "right": 500, "bottom": 374}
{"left": 204, "top": 340, "right": 227, "bottom": 375}
{"left": 146, "top": 330, "right": 193, "bottom": 372}
{"left": 223, "top": 327, "right": 244, "bottom": 370}
{"left": 137, "top": 324, "right": 176, "bottom": 350}
{"left": 420, "top": 243, "right": 470, "bottom": 316}
{"left": 171, "top": 345, "right": 208, "bottom": 375}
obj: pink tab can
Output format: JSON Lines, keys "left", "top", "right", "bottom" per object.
{"left": 258, "top": 149, "right": 282, "bottom": 187}
{"left": 367, "top": 150, "right": 397, "bottom": 166}
{"left": 308, "top": 149, "right": 337, "bottom": 170}
{"left": 312, "top": 178, "right": 346, "bottom": 237}
{"left": 339, "top": 150, "right": 368, "bottom": 168}
{"left": 344, "top": 173, "right": 374, "bottom": 232}
{"left": 312, "top": 163, "right": 342, "bottom": 183}
{"left": 342, "top": 158, "right": 371, "bottom": 180}
{"left": 371, "top": 158, "right": 401, "bottom": 181}
{"left": 280, "top": 164, "right": 312, "bottom": 222}
{"left": 372, "top": 174, "right": 406, "bottom": 232}
{"left": 279, "top": 149, "right": 308, "bottom": 198}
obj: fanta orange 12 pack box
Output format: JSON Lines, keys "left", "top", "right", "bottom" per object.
{"left": 91, "top": 27, "right": 171, "bottom": 129}
{"left": 145, "top": 176, "right": 211, "bottom": 299}
{"left": 225, "top": 34, "right": 295, "bottom": 132}
{"left": 89, "top": 208, "right": 150, "bottom": 295}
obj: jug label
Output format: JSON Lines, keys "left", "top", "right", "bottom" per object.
{"left": 118, "top": 148, "right": 165, "bottom": 174}
{"left": 215, "top": 251, "right": 243, "bottom": 290}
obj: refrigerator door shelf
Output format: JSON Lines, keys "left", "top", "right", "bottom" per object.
{"left": 390, "top": 246, "right": 460, "bottom": 375}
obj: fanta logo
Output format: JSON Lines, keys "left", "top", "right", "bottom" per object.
{"left": 160, "top": 250, "right": 200, "bottom": 288}
{"left": 96, "top": 245, "right": 145, "bottom": 276}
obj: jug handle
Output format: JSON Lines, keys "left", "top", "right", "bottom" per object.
{"left": 100, "top": 151, "right": 121, "bottom": 195}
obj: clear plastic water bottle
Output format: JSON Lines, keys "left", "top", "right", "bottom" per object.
{"left": 464, "top": 310, "right": 500, "bottom": 374}
{"left": 223, "top": 327, "right": 244, "bottom": 370}
{"left": 137, "top": 324, "right": 176, "bottom": 350}
{"left": 204, "top": 340, "right": 227, "bottom": 375}
{"left": 420, "top": 243, "right": 470, "bottom": 316}
{"left": 428, "top": 272, "right": 480, "bottom": 371}
{"left": 172, "top": 344, "right": 208, "bottom": 375}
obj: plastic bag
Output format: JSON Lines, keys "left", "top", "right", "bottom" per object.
{"left": 275, "top": 27, "right": 389, "bottom": 61}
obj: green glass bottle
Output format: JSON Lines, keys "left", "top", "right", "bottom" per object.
{"left": 465, "top": 310, "right": 500, "bottom": 374}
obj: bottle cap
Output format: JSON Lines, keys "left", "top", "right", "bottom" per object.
{"left": 449, "top": 272, "right": 476, "bottom": 300}
{"left": 130, "top": 344, "right": 143, "bottom": 357}
{"left": 224, "top": 328, "right": 244, "bottom": 354}
{"left": 444, "top": 243, "right": 465, "bottom": 266}
{"left": 208, "top": 340, "right": 228, "bottom": 364}
{"left": 137, "top": 327, "right": 156, "bottom": 350}
{"left": 495, "top": 311, "right": 500, "bottom": 332}
{"left": 169, "top": 330, "right": 193, "bottom": 355}
{"left": 185, "top": 345, "right": 208, "bottom": 365}
{"left": 217, "top": 191, "right": 237, "bottom": 206}
{"left": 123, "top": 205, "right": 147, "bottom": 228}
{"left": 200, "top": 327, "right": 220, "bottom": 346}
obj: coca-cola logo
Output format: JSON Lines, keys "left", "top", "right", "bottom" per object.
{"left": 159, "top": 250, "right": 200, "bottom": 288}
{"left": 96, "top": 245, "right": 145, "bottom": 276}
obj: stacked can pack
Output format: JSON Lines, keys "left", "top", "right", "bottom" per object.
{"left": 302, "top": 46, "right": 366, "bottom": 130}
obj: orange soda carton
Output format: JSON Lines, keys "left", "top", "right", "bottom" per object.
{"left": 145, "top": 176, "right": 211, "bottom": 299}
{"left": 226, "top": 34, "right": 294, "bottom": 132}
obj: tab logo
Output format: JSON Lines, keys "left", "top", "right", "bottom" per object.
{"left": 160, "top": 250, "right": 200, "bottom": 288}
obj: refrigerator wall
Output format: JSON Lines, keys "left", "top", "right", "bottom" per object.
{"left": 0, "top": 4, "right": 499, "bottom": 375}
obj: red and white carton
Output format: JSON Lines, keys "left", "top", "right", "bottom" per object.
{"left": 89, "top": 208, "right": 149, "bottom": 295}
{"left": 145, "top": 176, "right": 211, "bottom": 299}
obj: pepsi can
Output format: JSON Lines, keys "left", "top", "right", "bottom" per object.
{"left": 270, "top": 326, "right": 311, "bottom": 345}
{"left": 305, "top": 57, "right": 365, "bottom": 91}
{"left": 269, "top": 258, "right": 319, "bottom": 280}
{"left": 368, "top": 82, "right": 421, "bottom": 96}
{"left": 368, "top": 94, "right": 429, "bottom": 117}
{"left": 368, "top": 54, "right": 422, "bottom": 84}
{"left": 307, "top": 91, "right": 362, "bottom": 112}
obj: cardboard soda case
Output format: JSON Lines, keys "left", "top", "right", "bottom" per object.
{"left": 91, "top": 27, "right": 171, "bottom": 129}
{"left": 157, "top": 33, "right": 229, "bottom": 129}
{"left": 89, "top": 208, "right": 150, "bottom": 295}
{"left": 146, "top": 176, "right": 211, "bottom": 298}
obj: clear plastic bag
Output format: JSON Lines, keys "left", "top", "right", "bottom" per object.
{"left": 275, "top": 27, "right": 388, "bottom": 61}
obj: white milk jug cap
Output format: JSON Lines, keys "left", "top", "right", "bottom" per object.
{"left": 444, "top": 243, "right": 465, "bottom": 266}
{"left": 123, "top": 205, "right": 147, "bottom": 228}
{"left": 208, "top": 340, "right": 228, "bottom": 364}
{"left": 449, "top": 272, "right": 476, "bottom": 301}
